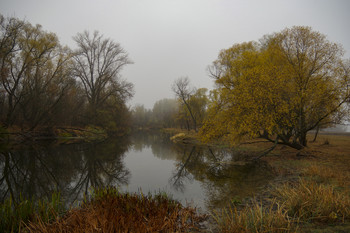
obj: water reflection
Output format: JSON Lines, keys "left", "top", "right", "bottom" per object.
{"left": 66, "top": 139, "right": 130, "bottom": 202}
{"left": 128, "top": 131, "right": 274, "bottom": 210}
{"left": 0, "top": 137, "right": 130, "bottom": 205}
{"left": 130, "top": 131, "right": 175, "bottom": 160}
{"left": 169, "top": 143, "right": 274, "bottom": 209}
{"left": 0, "top": 131, "right": 274, "bottom": 211}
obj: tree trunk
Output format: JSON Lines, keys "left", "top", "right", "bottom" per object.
{"left": 186, "top": 119, "right": 190, "bottom": 131}
{"left": 5, "top": 95, "right": 14, "bottom": 127}
{"left": 312, "top": 125, "right": 320, "bottom": 142}
{"left": 299, "top": 131, "right": 307, "bottom": 147}
{"left": 182, "top": 97, "right": 197, "bottom": 132}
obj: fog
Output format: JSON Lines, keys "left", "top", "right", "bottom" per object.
{"left": 1, "top": 0, "right": 350, "bottom": 108}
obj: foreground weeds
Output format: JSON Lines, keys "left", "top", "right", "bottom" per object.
{"left": 275, "top": 179, "right": 350, "bottom": 223}
{"left": 0, "top": 193, "right": 63, "bottom": 233}
{"left": 25, "top": 187, "right": 207, "bottom": 233}
{"left": 212, "top": 199, "right": 298, "bottom": 233}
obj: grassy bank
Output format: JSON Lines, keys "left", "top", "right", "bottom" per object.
{"left": 165, "top": 129, "right": 350, "bottom": 232}
{"left": 214, "top": 174, "right": 350, "bottom": 232}
{"left": 212, "top": 133, "right": 350, "bottom": 232}
{"left": 0, "top": 125, "right": 108, "bottom": 144}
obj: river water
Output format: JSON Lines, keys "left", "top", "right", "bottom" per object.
{"left": 0, "top": 131, "right": 274, "bottom": 211}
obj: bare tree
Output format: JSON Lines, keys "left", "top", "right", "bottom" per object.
{"left": 72, "top": 31, "right": 133, "bottom": 123}
{"left": 172, "top": 77, "right": 197, "bottom": 132}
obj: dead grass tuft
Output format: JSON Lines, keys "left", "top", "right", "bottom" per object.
{"left": 274, "top": 179, "right": 350, "bottom": 223}
{"left": 212, "top": 199, "right": 298, "bottom": 233}
{"left": 24, "top": 187, "right": 207, "bottom": 233}
{"left": 302, "top": 163, "right": 350, "bottom": 187}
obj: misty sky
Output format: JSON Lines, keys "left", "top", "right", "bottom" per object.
{"left": 1, "top": 0, "right": 350, "bottom": 108}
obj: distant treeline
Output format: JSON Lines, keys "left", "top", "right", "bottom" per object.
{"left": 131, "top": 85, "right": 208, "bottom": 130}
{"left": 0, "top": 15, "right": 133, "bottom": 134}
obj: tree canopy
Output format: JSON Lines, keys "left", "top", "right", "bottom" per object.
{"left": 200, "top": 26, "right": 350, "bottom": 150}
{"left": 0, "top": 15, "right": 134, "bottom": 134}
{"left": 172, "top": 77, "right": 209, "bottom": 132}
{"left": 0, "top": 15, "right": 77, "bottom": 129}
{"left": 73, "top": 31, "right": 134, "bottom": 128}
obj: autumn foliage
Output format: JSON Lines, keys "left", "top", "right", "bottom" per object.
{"left": 0, "top": 15, "right": 133, "bottom": 134}
{"left": 200, "top": 26, "right": 350, "bottom": 150}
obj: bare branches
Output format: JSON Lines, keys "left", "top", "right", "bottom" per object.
{"left": 172, "top": 77, "right": 198, "bottom": 132}
{"left": 0, "top": 15, "right": 134, "bottom": 132}
{"left": 72, "top": 31, "right": 133, "bottom": 114}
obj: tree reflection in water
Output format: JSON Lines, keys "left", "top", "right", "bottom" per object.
{"left": 0, "top": 136, "right": 131, "bottom": 205}
{"left": 1, "top": 131, "right": 275, "bottom": 211}
{"left": 170, "top": 146, "right": 197, "bottom": 192}
{"left": 68, "top": 139, "right": 130, "bottom": 202}
{"left": 132, "top": 131, "right": 274, "bottom": 210}
{"left": 169, "top": 144, "right": 275, "bottom": 210}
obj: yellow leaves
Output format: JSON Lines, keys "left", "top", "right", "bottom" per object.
{"left": 201, "top": 26, "right": 349, "bottom": 147}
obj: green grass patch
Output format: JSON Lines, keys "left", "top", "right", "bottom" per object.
{"left": 0, "top": 192, "right": 63, "bottom": 233}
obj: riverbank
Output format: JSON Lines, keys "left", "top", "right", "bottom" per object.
{"left": 166, "top": 129, "right": 350, "bottom": 232}
{"left": 0, "top": 126, "right": 108, "bottom": 144}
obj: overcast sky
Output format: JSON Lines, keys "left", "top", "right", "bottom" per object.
{"left": 1, "top": 0, "right": 350, "bottom": 108}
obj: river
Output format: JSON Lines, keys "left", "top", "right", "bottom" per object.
{"left": 0, "top": 131, "right": 274, "bottom": 211}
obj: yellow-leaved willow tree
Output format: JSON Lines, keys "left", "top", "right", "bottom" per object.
{"left": 200, "top": 26, "right": 350, "bottom": 150}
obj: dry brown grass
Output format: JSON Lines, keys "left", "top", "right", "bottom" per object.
{"left": 213, "top": 174, "right": 350, "bottom": 232}
{"left": 212, "top": 199, "right": 299, "bottom": 233}
{"left": 302, "top": 163, "right": 350, "bottom": 188}
{"left": 274, "top": 178, "right": 350, "bottom": 223}
{"left": 24, "top": 188, "right": 207, "bottom": 233}
{"left": 213, "top": 132, "right": 350, "bottom": 232}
